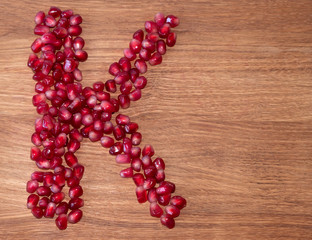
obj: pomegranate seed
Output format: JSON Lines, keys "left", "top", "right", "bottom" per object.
{"left": 154, "top": 12, "right": 165, "bottom": 26}
{"left": 105, "top": 80, "right": 117, "bottom": 93}
{"left": 89, "top": 130, "right": 103, "bottom": 142}
{"left": 53, "top": 173, "right": 66, "bottom": 187}
{"left": 43, "top": 173, "right": 53, "bottom": 187}
{"left": 92, "top": 81, "right": 104, "bottom": 92}
{"left": 134, "top": 59, "right": 147, "bottom": 74}
{"left": 34, "top": 11, "right": 45, "bottom": 25}
{"left": 49, "top": 6, "right": 61, "bottom": 17}
{"left": 134, "top": 76, "right": 147, "bottom": 89}
{"left": 100, "top": 136, "right": 114, "bottom": 148}
{"left": 160, "top": 214, "right": 175, "bottom": 229}
{"left": 31, "top": 38, "right": 43, "bottom": 53}
{"left": 116, "top": 114, "right": 130, "bottom": 125}
{"left": 133, "top": 29, "right": 144, "bottom": 42}
{"left": 123, "top": 48, "right": 136, "bottom": 61}
{"left": 51, "top": 192, "right": 65, "bottom": 204}
{"left": 56, "top": 202, "right": 69, "bottom": 215}
{"left": 67, "top": 139, "right": 80, "bottom": 153}
{"left": 150, "top": 202, "right": 163, "bottom": 218}
{"left": 65, "top": 168, "right": 73, "bottom": 179}
{"left": 131, "top": 158, "right": 142, "bottom": 172}
{"left": 73, "top": 37, "right": 85, "bottom": 50}
{"left": 120, "top": 167, "right": 133, "bottom": 178}
{"left": 156, "top": 181, "right": 175, "bottom": 195}
{"left": 119, "top": 57, "right": 131, "bottom": 72}
{"left": 129, "top": 89, "right": 141, "bottom": 101}
{"left": 153, "top": 158, "right": 165, "bottom": 170}
{"left": 34, "top": 25, "right": 50, "bottom": 35}
{"left": 63, "top": 58, "right": 77, "bottom": 73}
{"left": 101, "top": 100, "right": 115, "bottom": 113}
{"left": 69, "top": 185, "right": 83, "bottom": 198}
{"left": 122, "top": 137, "right": 132, "bottom": 154}
{"left": 148, "top": 188, "right": 158, "bottom": 203}
{"left": 28, "top": 53, "right": 38, "bottom": 68}
{"left": 109, "top": 62, "right": 121, "bottom": 76}
{"left": 101, "top": 112, "right": 112, "bottom": 122}
{"left": 142, "top": 144, "right": 155, "bottom": 157}
{"left": 129, "top": 39, "right": 142, "bottom": 53}
{"left": 158, "top": 23, "right": 171, "bottom": 38}
{"left": 113, "top": 125, "right": 125, "bottom": 140}
{"left": 68, "top": 209, "right": 83, "bottom": 224}
{"left": 149, "top": 52, "right": 162, "bottom": 66}
{"left": 31, "top": 171, "right": 44, "bottom": 182}
{"left": 70, "top": 14, "right": 83, "bottom": 25}
{"left": 53, "top": 27, "right": 68, "bottom": 39}
{"left": 131, "top": 132, "right": 142, "bottom": 145}
{"left": 143, "top": 178, "right": 156, "bottom": 190}
{"left": 54, "top": 165, "right": 66, "bottom": 175}
{"left": 114, "top": 72, "right": 130, "bottom": 85}
{"left": 27, "top": 194, "right": 39, "bottom": 209}
{"left": 38, "top": 196, "right": 49, "bottom": 208}
{"left": 51, "top": 184, "right": 62, "bottom": 193}
{"left": 68, "top": 25, "right": 82, "bottom": 36}
{"left": 55, "top": 133, "right": 67, "bottom": 148}
{"left": 44, "top": 202, "right": 56, "bottom": 218}
{"left": 144, "top": 166, "right": 157, "bottom": 178}
{"left": 165, "top": 205, "right": 180, "bottom": 218}
{"left": 45, "top": 15, "right": 57, "bottom": 27}
{"left": 145, "top": 21, "right": 158, "bottom": 33}
{"left": 129, "top": 68, "right": 139, "bottom": 82}
{"left": 142, "top": 39, "right": 156, "bottom": 52}
{"left": 55, "top": 214, "right": 68, "bottom": 230}
{"left": 166, "top": 32, "right": 177, "bottom": 47}
{"left": 30, "top": 146, "right": 41, "bottom": 161}
{"left": 70, "top": 129, "right": 83, "bottom": 142}
{"left": 142, "top": 155, "right": 152, "bottom": 168}
{"left": 133, "top": 173, "right": 144, "bottom": 186}
{"left": 158, "top": 193, "right": 171, "bottom": 206}
{"left": 136, "top": 186, "right": 148, "bottom": 203}
{"left": 125, "top": 122, "right": 138, "bottom": 134}
{"left": 67, "top": 176, "right": 80, "bottom": 188}
{"left": 155, "top": 170, "right": 165, "bottom": 183}
{"left": 26, "top": 180, "right": 39, "bottom": 193}
{"left": 170, "top": 196, "right": 187, "bottom": 210}
{"left": 116, "top": 154, "right": 131, "bottom": 164}
{"left": 73, "top": 164, "right": 84, "bottom": 180}
{"left": 61, "top": 9, "right": 74, "bottom": 18}
{"left": 110, "top": 98, "right": 120, "bottom": 112}
{"left": 146, "top": 32, "right": 160, "bottom": 42}
{"left": 73, "top": 68, "right": 83, "bottom": 81}
{"left": 139, "top": 48, "right": 151, "bottom": 61}
{"left": 166, "top": 15, "right": 180, "bottom": 28}
{"left": 75, "top": 50, "right": 88, "bottom": 62}
{"left": 69, "top": 197, "right": 84, "bottom": 210}
{"left": 32, "top": 206, "right": 44, "bottom": 218}
{"left": 118, "top": 94, "right": 130, "bottom": 109}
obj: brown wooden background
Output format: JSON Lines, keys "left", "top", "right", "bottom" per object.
{"left": 1, "top": 0, "right": 312, "bottom": 239}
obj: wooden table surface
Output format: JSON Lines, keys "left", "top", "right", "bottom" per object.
{"left": 1, "top": 0, "right": 312, "bottom": 239}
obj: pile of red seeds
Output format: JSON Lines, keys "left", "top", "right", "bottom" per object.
{"left": 27, "top": 6, "right": 186, "bottom": 230}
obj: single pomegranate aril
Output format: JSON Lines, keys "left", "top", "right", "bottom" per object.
{"left": 160, "top": 214, "right": 175, "bottom": 229}
{"left": 31, "top": 38, "right": 43, "bottom": 53}
{"left": 113, "top": 125, "right": 125, "bottom": 140}
{"left": 166, "top": 15, "right": 180, "bottom": 28}
{"left": 67, "top": 176, "right": 80, "bottom": 188}
{"left": 45, "top": 15, "right": 57, "bottom": 27}
{"left": 35, "top": 11, "right": 45, "bottom": 25}
{"left": 153, "top": 157, "right": 165, "bottom": 170}
{"left": 120, "top": 167, "right": 133, "bottom": 178}
{"left": 51, "top": 192, "right": 65, "bottom": 204}
{"left": 73, "top": 164, "right": 84, "bottom": 180}
{"left": 145, "top": 21, "right": 158, "bottom": 33}
{"left": 142, "top": 155, "right": 152, "bottom": 168}
{"left": 135, "top": 59, "right": 147, "bottom": 74}
{"left": 63, "top": 58, "right": 77, "bottom": 73}
{"left": 30, "top": 146, "right": 41, "bottom": 161}
{"left": 125, "top": 122, "right": 138, "bottom": 134}
{"left": 133, "top": 173, "right": 145, "bottom": 187}
{"left": 129, "top": 39, "right": 142, "bottom": 53}
{"left": 27, "top": 194, "right": 39, "bottom": 209}
{"left": 73, "top": 37, "right": 85, "bottom": 50}
{"left": 158, "top": 23, "right": 171, "bottom": 38}
{"left": 139, "top": 48, "right": 151, "bottom": 61}
{"left": 150, "top": 202, "right": 163, "bottom": 218}
{"left": 70, "top": 14, "right": 83, "bottom": 25}
{"left": 158, "top": 193, "right": 171, "bottom": 206}
{"left": 166, "top": 32, "right": 177, "bottom": 47}
{"left": 31, "top": 171, "right": 44, "bottom": 182}
{"left": 149, "top": 52, "right": 162, "bottom": 66}
{"left": 38, "top": 196, "right": 49, "bottom": 209}
{"left": 123, "top": 48, "right": 136, "bottom": 61}
{"left": 32, "top": 206, "right": 44, "bottom": 219}
{"left": 105, "top": 80, "right": 117, "bottom": 93}
{"left": 133, "top": 29, "right": 144, "bottom": 42}
{"left": 68, "top": 25, "right": 82, "bottom": 36}
{"left": 128, "top": 89, "right": 141, "bottom": 101}
{"left": 136, "top": 186, "right": 148, "bottom": 203}
{"left": 61, "top": 9, "right": 74, "bottom": 18}
{"left": 142, "top": 144, "right": 155, "bottom": 157}
{"left": 100, "top": 136, "right": 114, "bottom": 148}
{"left": 131, "top": 132, "right": 142, "bottom": 145}
{"left": 55, "top": 214, "right": 68, "bottom": 230}
{"left": 165, "top": 205, "right": 180, "bottom": 218}
{"left": 118, "top": 94, "right": 130, "bottom": 109}
{"left": 116, "top": 154, "right": 131, "bottom": 164}
{"left": 148, "top": 188, "right": 158, "bottom": 203}
{"left": 69, "top": 185, "right": 83, "bottom": 198}
{"left": 56, "top": 202, "right": 69, "bottom": 215}
{"left": 154, "top": 12, "right": 166, "bottom": 26}
{"left": 68, "top": 209, "right": 83, "bottom": 224}
{"left": 69, "top": 197, "right": 84, "bottom": 210}
{"left": 143, "top": 178, "right": 156, "bottom": 190}
{"left": 26, "top": 180, "right": 39, "bottom": 193}
{"left": 116, "top": 114, "right": 130, "bottom": 125}
{"left": 131, "top": 158, "right": 142, "bottom": 172}
{"left": 34, "top": 25, "right": 50, "bottom": 35}
{"left": 44, "top": 202, "right": 56, "bottom": 218}
{"left": 142, "top": 39, "right": 156, "bottom": 52}
{"left": 75, "top": 50, "right": 88, "bottom": 62}
{"left": 134, "top": 76, "right": 147, "bottom": 89}
{"left": 170, "top": 196, "right": 187, "bottom": 210}
{"left": 156, "top": 181, "right": 175, "bottom": 195}
{"left": 144, "top": 166, "right": 157, "bottom": 178}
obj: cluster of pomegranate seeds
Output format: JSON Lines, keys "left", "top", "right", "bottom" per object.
{"left": 27, "top": 7, "right": 185, "bottom": 230}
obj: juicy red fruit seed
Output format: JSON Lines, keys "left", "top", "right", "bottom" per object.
{"left": 27, "top": 194, "right": 39, "bottom": 209}
{"left": 68, "top": 209, "right": 83, "bottom": 224}
{"left": 165, "top": 205, "right": 180, "bottom": 218}
{"left": 150, "top": 202, "right": 163, "bottom": 218}
{"left": 170, "top": 196, "right": 187, "bottom": 209}
{"left": 160, "top": 214, "right": 175, "bottom": 229}
{"left": 55, "top": 214, "right": 68, "bottom": 230}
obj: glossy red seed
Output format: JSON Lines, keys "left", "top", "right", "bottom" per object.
{"left": 131, "top": 158, "right": 142, "bottom": 172}
{"left": 26, "top": 180, "right": 39, "bottom": 193}
{"left": 136, "top": 186, "right": 148, "bottom": 203}
{"left": 114, "top": 72, "right": 130, "bottom": 85}
{"left": 31, "top": 171, "right": 44, "bottom": 182}
{"left": 68, "top": 209, "right": 83, "bottom": 224}
{"left": 73, "top": 37, "right": 85, "bottom": 50}
{"left": 44, "top": 202, "right": 56, "bottom": 218}
{"left": 123, "top": 48, "right": 136, "bottom": 61}
{"left": 142, "top": 155, "right": 152, "bottom": 168}
{"left": 158, "top": 193, "right": 171, "bottom": 206}
{"left": 144, "top": 166, "right": 157, "bottom": 178}
{"left": 69, "top": 197, "right": 84, "bottom": 210}
{"left": 103, "top": 121, "right": 114, "bottom": 134}
{"left": 61, "top": 9, "right": 74, "bottom": 19}
{"left": 153, "top": 157, "right": 165, "bottom": 170}
{"left": 129, "top": 68, "right": 139, "bottom": 82}
{"left": 145, "top": 21, "right": 158, "bottom": 33}
{"left": 55, "top": 214, "right": 68, "bottom": 230}
{"left": 131, "top": 132, "right": 142, "bottom": 146}
{"left": 53, "top": 27, "right": 68, "bottom": 38}
{"left": 150, "top": 202, "right": 164, "bottom": 218}
{"left": 129, "top": 89, "right": 141, "bottom": 101}
{"left": 56, "top": 202, "right": 69, "bottom": 215}
{"left": 134, "top": 76, "right": 147, "bottom": 89}
{"left": 142, "top": 144, "right": 155, "bottom": 157}
{"left": 158, "top": 23, "right": 171, "bottom": 38}
{"left": 143, "top": 178, "right": 156, "bottom": 190}
{"left": 129, "top": 39, "right": 142, "bottom": 53}
{"left": 149, "top": 52, "right": 162, "bottom": 66}
{"left": 35, "top": 11, "right": 45, "bottom": 25}
{"left": 31, "top": 38, "right": 43, "bottom": 53}
{"left": 69, "top": 185, "right": 83, "bottom": 198}
{"left": 125, "top": 122, "right": 138, "bottom": 134}
{"left": 165, "top": 205, "right": 180, "bottom": 218}
{"left": 38, "top": 196, "right": 49, "bottom": 208}
{"left": 67, "top": 176, "right": 80, "bottom": 188}
{"left": 63, "top": 58, "right": 77, "bottom": 72}
{"left": 118, "top": 94, "right": 130, "bottom": 109}
{"left": 68, "top": 25, "right": 82, "bottom": 36}
{"left": 116, "top": 154, "right": 131, "bottom": 164}
{"left": 100, "top": 136, "right": 114, "bottom": 148}
{"left": 148, "top": 188, "right": 158, "bottom": 203}
{"left": 160, "top": 214, "right": 175, "bottom": 229}
{"left": 154, "top": 12, "right": 165, "bottom": 26}
{"left": 122, "top": 137, "right": 132, "bottom": 154}
{"left": 170, "top": 196, "right": 187, "bottom": 209}
{"left": 30, "top": 146, "right": 41, "bottom": 161}
{"left": 120, "top": 167, "right": 133, "bottom": 178}
{"left": 133, "top": 29, "right": 144, "bottom": 42}
{"left": 70, "top": 14, "right": 82, "bottom": 25}
{"left": 135, "top": 59, "right": 147, "bottom": 74}
{"left": 119, "top": 57, "right": 131, "bottom": 72}
{"left": 53, "top": 173, "right": 66, "bottom": 187}
{"left": 32, "top": 206, "right": 44, "bottom": 218}
{"left": 166, "top": 32, "right": 177, "bottom": 47}
{"left": 133, "top": 173, "right": 145, "bottom": 186}
{"left": 89, "top": 130, "right": 103, "bottom": 142}
{"left": 75, "top": 50, "right": 88, "bottom": 62}
{"left": 105, "top": 80, "right": 117, "bottom": 93}
{"left": 142, "top": 39, "right": 156, "bottom": 52}
{"left": 27, "top": 194, "right": 39, "bottom": 209}
{"left": 73, "top": 165, "right": 84, "bottom": 180}
{"left": 67, "top": 139, "right": 80, "bottom": 153}
{"left": 166, "top": 15, "right": 180, "bottom": 28}
{"left": 139, "top": 48, "right": 151, "bottom": 61}
{"left": 156, "top": 181, "right": 175, "bottom": 195}
{"left": 51, "top": 192, "right": 65, "bottom": 204}
{"left": 45, "top": 15, "right": 57, "bottom": 27}
{"left": 101, "top": 100, "right": 115, "bottom": 113}
{"left": 49, "top": 6, "right": 61, "bottom": 17}
{"left": 43, "top": 173, "right": 53, "bottom": 187}
{"left": 155, "top": 169, "right": 165, "bottom": 183}
{"left": 34, "top": 25, "right": 50, "bottom": 35}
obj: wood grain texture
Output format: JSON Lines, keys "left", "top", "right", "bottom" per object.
{"left": 0, "top": 0, "right": 312, "bottom": 239}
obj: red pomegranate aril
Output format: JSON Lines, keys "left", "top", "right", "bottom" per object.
{"left": 129, "top": 39, "right": 142, "bottom": 53}
{"left": 53, "top": 27, "right": 68, "bottom": 39}
{"left": 28, "top": 53, "right": 38, "bottom": 68}
{"left": 55, "top": 214, "right": 68, "bottom": 230}
{"left": 50, "top": 183, "right": 62, "bottom": 193}
{"left": 100, "top": 136, "right": 114, "bottom": 148}
{"left": 35, "top": 11, "right": 45, "bottom": 25}
{"left": 105, "top": 80, "right": 117, "bottom": 93}
{"left": 31, "top": 171, "right": 44, "bottom": 182}
{"left": 133, "top": 173, "right": 145, "bottom": 187}
{"left": 142, "top": 39, "right": 156, "bottom": 52}
{"left": 131, "top": 146, "right": 141, "bottom": 158}
{"left": 69, "top": 185, "right": 83, "bottom": 198}
{"left": 146, "top": 32, "right": 160, "bottom": 42}
{"left": 64, "top": 47, "right": 75, "bottom": 58}
{"left": 68, "top": 209, "right": 83, "bottom": 224}
{"left": 143, "top": 178, "right": 156, "bottom": 190}
{"left": 75, "top": 50, "right": 88, "bottom": 62}
{"left": 63, "top": 58, "right": 77, "bottom": 73}
{"left": 55, "top": 133, "right": 67, "bottom": 148}
{"left": 101, "top": 112, "right": 112, "bottom": 122}
{"left": 125, "top": 122, "right": 138, "bottom": 134}
{"left": 56, "top": 202, "right": 69, "bottom": 215}
{"left": 54, "top": 39, "right": 63, "bottom": 50}
{"left": 89, "top": 130, "right": 103, "bottom": 142}
{"left": 148, "top": 188, "right": 158, "bottom": 203}
{"left": 131, "top": 158, "right": 142, "bottom": 172}
{"left": 145, "top": 21, "right": 158, "bottom": 33}
{"left": 67, "top": 176, "right": 80, "bottom": 188}
{"left": 136, "top": 186, "right": 148, "bottom": 203}
{"left": 166, "top": 32, "right": 177, "bottom": 47}
{"left": 156, "top": 181, "right": 175, "bottom": 195}
{"left": 158, "top": 23, "right": 171, "bottom": 38}
{"left": 139, "top": 48, "right": 151, "bottom": 61}
{"left": 123, "top": 48, "right": 136, "bottom": 61}
{"left": 158, "top": 193, "right": 171, "bottom": 206}
{"left": 73, "top": 68, "right": 83, "bottom": 81}
{"left": 170, "top": 196, "right": 186, "bottom": 210}
{"left": 38, "top": 196, "right": 49, "bottom": 208}
{"left": 45, "top": 15, "right": 57, "bottom": 27}
{"left": 118, "top": 94, "right": 130, "bottom": 109}
{"left": 154, "top": 12, "right": 166, "bottom": 26}
{"left": 43, "top": 173, "right": 53, "bottom": 187}
{"left": 33, "top": 72, "right": 46, "bottom": 81}
{"left": 133, "top": 29, "right": 144, "bottom": 42}
{"left": 51, "top": 192, "right": 65, "bottom": 204}
{"left": 43, "top": 76, "right": 54, "bottom": 87}
{"left": 53, "top": 173, "right": 66, "bottom": 187}
{"left": 134, "top": 59, "right": 147, "bottom": 74}
{"left": 27, "top": 194, "right": 39, "bottom": 209}
{"left": 165, "top": 205, "right": 180, "bottom": 218}
{"left": 109, "top": 62, "right": 121, "bottom": 76}
{"left": 61, "top": 9, "right": 74, "bottom": 18}
{"left": 129, "top": 89, "right": 141, "bottom": 101}
{"left": 142, "top": 144, "right": 155, "bottom": 157}
{"left": 61, "top": 123, "right": 71, "bottom": 135}
{"left": 120, "top": 167, "right": 133, "bottom": 178}
{"left": 129, "top": 68, "right": 139, "bottom": 82}
{"left": 26, "top": 180, "right": 39, "bottom": 193}
{"left": 68, "top": 25, "right": 82, "bottom": 36}
{"left": 123, "top": 137, "right": 132, "bottom": 154}
{"left": 69, "top": 197, "right": 84, "bottom": 210}
{"left": 64, "top": 152, "right": 78, "bottom": 167}
{"left": 110, "top": 98, "right": 120, "bottom": 112}
{"left": 44, "top": 202, "right": 56, "bottom": 218}
{"left": 30, "top": 146, "right": 41, "bottom": 161}
{"left": 73, "top": 164, "right": 84, "bottom": 180}
{"left": 32, "top": 206, "right": 44, "bottom": 219}
{"left": 86, "top": 95, "right": 97, "bottom": 108}
{"left": 92, "top": 81, "right": 104, "bottom": 92}
{"left": 134, "top": 76, "right": 147, "bottom": 89}
{"left": 150, "top": 202, "right": 163, "bottom": 218}
{"left": 34, "top": 25, "right": 50, "bottom": 35}
{"left": 144, "top": 165, "right": 157, "bottom": 178}
{"left": 70, "top": 14, "right": 82, "bottom": 25}
{"left": 160, "top": 214, "right": 175, "bottom": 229}
{"left": 116, "top": 114, "right": 130, "bottom": 125}
{"left": 131, "top": 132, "right": 142, "bottom": 146}
{"left": 101, "top": 100, "right": 115, "bottom": 113}
{"left": 65, "top": 168, "right": 73, "bottom": 179}
{"left": 42, "top": 146, "right": 55, "bottom": 159}
{"left": 31, "top": 38, "right": 43, "bottom": 53}
{"left": 103, "top": 121, "right": 114, "bottom": 134}
{"left": 67, "top": 139, "right": 80, "bottom": 153}
{"left": 116, "top": 154, "right": 131, "bottom": 164}
{"left": 149, "top": 52, "right": 162, "bottom": 66}
{"left": 166, "top": 15, "right": 180, "bottom": 28}
{"left": 70, "top": 129, "right": 83, "bottom": 142}
{"left": 73, "top": 37, "right": 85, "bottom": 50}
{"left": 114, "top": 72, "right": 130, "bottom": 85}
{"left": 119, "top": 57, "right": 131, "bottom": 72}
{"left": 36, "top": 158, "right": 51, "bottom": 169}
{"left": 54, "top": 166, "right": 66, "bottom": 175}
{"left": 54, "top": 147, "right": 65, "bottom": 157}
{"left": 93, "top": 120, "right": 104, "bottom": 131}
{"left": 37, "top": 186, "right": 51, "bottom": 196}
